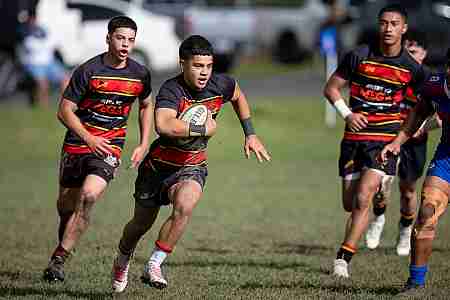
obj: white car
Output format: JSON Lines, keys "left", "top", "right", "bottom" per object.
{"left": 37, "top": 0, "right": 180, "bottom": 72}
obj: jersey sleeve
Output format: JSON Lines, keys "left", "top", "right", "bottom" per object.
{"left": 62, "top": 65, "right": 90, "bottom": 104}
{"left": 335, "top": 49, "right": 361, "bottom": 80}
{"left": 138, "top": 68, "right": 152, "bottom": 102}
{"left": 155, "top": 81, "right": 180, "bottom": 111}
{"left": 216, "top": 73, "right": 236, "bottom": 102}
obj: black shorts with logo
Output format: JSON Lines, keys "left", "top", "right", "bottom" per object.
{"left": 134, "top": 160, "right": 207, "bottom": 208}
{"left": 339, "top": 140, "right": 398, "bottom": 178}
{"left": 398, "top": 140, "right": 427, "bottom": 182}
{"left": 59, "top": 151, "right": 119, "bottom": 188}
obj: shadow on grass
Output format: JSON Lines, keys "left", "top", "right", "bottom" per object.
{"left": 0, "top": 286, "right": 113, "bottom": 299}
{"left": 167, "top": 260, "right": 319, "bottom": 271}
{"left": 273, "top": 243, "right": 331, "bottom": 255}
{"left": 237, "top": 280, "right": 401, "bottom": 296}
{"left": 135, "top": 253, "right": 323, "bottom": 274}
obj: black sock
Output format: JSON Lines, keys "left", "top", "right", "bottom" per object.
{"left": 336, "top": 244, "right": 356, "bottom": 263}
{"left": 400, "top": 213, "right": 414, "bottom": 227}
{"left": 373, "top": 204, "right": 386, "bottom": 216}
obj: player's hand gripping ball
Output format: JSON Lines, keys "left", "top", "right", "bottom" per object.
{"left": 177, "top": 104, "right": 208, "bottom": 145}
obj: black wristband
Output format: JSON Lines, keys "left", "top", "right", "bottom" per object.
{"left": 189, "top": 123, "right": 206, "bottom": 137}
{"left": 240, "top": 117, "right": 255, "bottom": 136}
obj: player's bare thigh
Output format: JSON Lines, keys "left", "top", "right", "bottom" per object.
{"left": 168, "top": 179, "right": 203, "bottom": 210}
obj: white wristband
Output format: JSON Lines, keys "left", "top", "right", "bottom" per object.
{"left": 333, "top": 99, "right": 352, "bottom": 119}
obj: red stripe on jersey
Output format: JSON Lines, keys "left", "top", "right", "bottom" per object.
{"left": 90, "top": 78, "right": 144, "bottom": 96}
{"left": 358, "top": 62, "right": 412, "bottom": 84}
{"left": 63, "top": 144, "right": 122, "bottom": 158}
{"left": 365, "top": 114, "right": 401, "bottom": 123}
{"left": 344, "top": 132, "right": 396, "bottom": 142}
{"left": 84, "top": 124, "right": 127, "bottom": 139}
{"left": 151, "top": 145, "right": 207, "bottom": 166}
{"left": 178, "top": 96, "right": 224, "bottom": 116}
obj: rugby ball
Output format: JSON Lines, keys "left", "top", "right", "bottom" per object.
{"left": 177, "top": 104, "right": 208, "bottom": 145}
{"left": 179, "top": 104, "right": 208, "bottom": 125}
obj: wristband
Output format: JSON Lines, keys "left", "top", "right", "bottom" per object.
{"left": 333, "top": 99, "right": 352, "bottom": 119}
{"left": 189, "top": 123, "right": 206, "bottom": 137}
{"left": 240, "top": 117, "right": 256, "bottom": 136}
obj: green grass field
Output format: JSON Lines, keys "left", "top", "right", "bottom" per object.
{"left": 1, "top": 97, "right": 450, "bottom": 299}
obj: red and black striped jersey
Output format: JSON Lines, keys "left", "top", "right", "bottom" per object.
{"left": 61, "top": 53, "right": 152, "bottom": 158}
{"left": 148, "top": 73, "right": 236, "bottom": 169}
{"left": 336, "top": 44, "right": 430, "bottom": 142}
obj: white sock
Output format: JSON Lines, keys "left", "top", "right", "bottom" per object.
{"left": 375, "top": 214, "right": 385, "bottom": 224}
{"left": 149, "top": 247, "right": 168, "bottom": 266}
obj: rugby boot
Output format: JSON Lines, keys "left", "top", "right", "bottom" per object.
{"left": 396, "top": 279, "right": 425, "bottom": 298}
{"left": 43, "top": 255, "right": 65, "bottom": 282}
{"left": 111, "top": 256, "right": 130, "bottom": 293}
{"left": 141, "top": 262, "right": 168, "bottom": 289}
{"left": 333, "top": 258, "right": 349, "bottom": 278}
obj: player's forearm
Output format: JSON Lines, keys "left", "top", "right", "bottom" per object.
{"left": 57, "top": 103, "right": 93, "bottom": 144}
{"left": 156, "top": 118, "right": 189, "bottom": 138}
{"left": 323, "top": 77, "right": 346, "bottom": 105}
{"left": 138, "top": 102, "right": 153, "bottom": 147}
{"left": 231, "top": 93, "right": 256, "bottom": 136}
{"left": 403, "top": 103, "right": 433, "bottom": 137}
{"left": 231, "top": 92, "right": 251, "bottom": 121}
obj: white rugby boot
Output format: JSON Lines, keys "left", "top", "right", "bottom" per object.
{"left": 365, "top": 214, "right": 385, "bottom": 249}
{"left": 141, "top": 262, "right": 168, "bottom": 289}
{"left": 111, "top": 256, "right": 130, "bottom": 293}
{"left": 333, "top": 259, "right": 349, "bottom": 278}
{"left": 396, "top": 223, "right": 413, "bottom": 256}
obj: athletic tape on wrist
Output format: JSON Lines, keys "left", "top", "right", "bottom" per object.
{"left": 333, "top": 99, "right": 352, "bottom": 119}
{"left": 240, "top": 117, "right": 256, "bottom": 136}
{"left": 189, "top": 123, "right": 206, "bottom": 137}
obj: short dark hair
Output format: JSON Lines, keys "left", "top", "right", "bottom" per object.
{"left": 378, "top": 4, "right": 408, "bottom": 22}
{"left": 179, "top": 35, "right": 213, "bottom": 60}
{"left": 404, "top": 30, "right": 428, "bottom": 50}
{"left": 107, "top": 16, "right": 137, "bottom": 34}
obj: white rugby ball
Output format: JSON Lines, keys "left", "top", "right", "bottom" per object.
{"left": 179, "top": 104, "right": 208, "bottom": 125}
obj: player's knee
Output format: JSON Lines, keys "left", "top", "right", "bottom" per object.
{"left": 80, "top": 188, "right": 100, "bottom": 204}
{"left": 414, "top": 203, "right": 436, "bottom": 240}
{"left": 173, "top": 199, "right": 196, "bottom": 219}
{"left": 414, "top": 188, "right": 445, "bottom": 240}
{"left": 355, "top": 193, "right": 371, "bottom": 211}
{"left": 418, "top": 203, "right": 435, "bottom": 223}
{"left": 355, "top": 187, "right": 376, "bottom": 211}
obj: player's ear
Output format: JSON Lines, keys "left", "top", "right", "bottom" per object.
{"left": 106, "top": 33, "right": 110, "bottom": 44}
{"left": 179, "top": 59, "right": 184, "bottom": 72}
{"left": 402, "top": 23, "right": 408, "bottom": 35}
